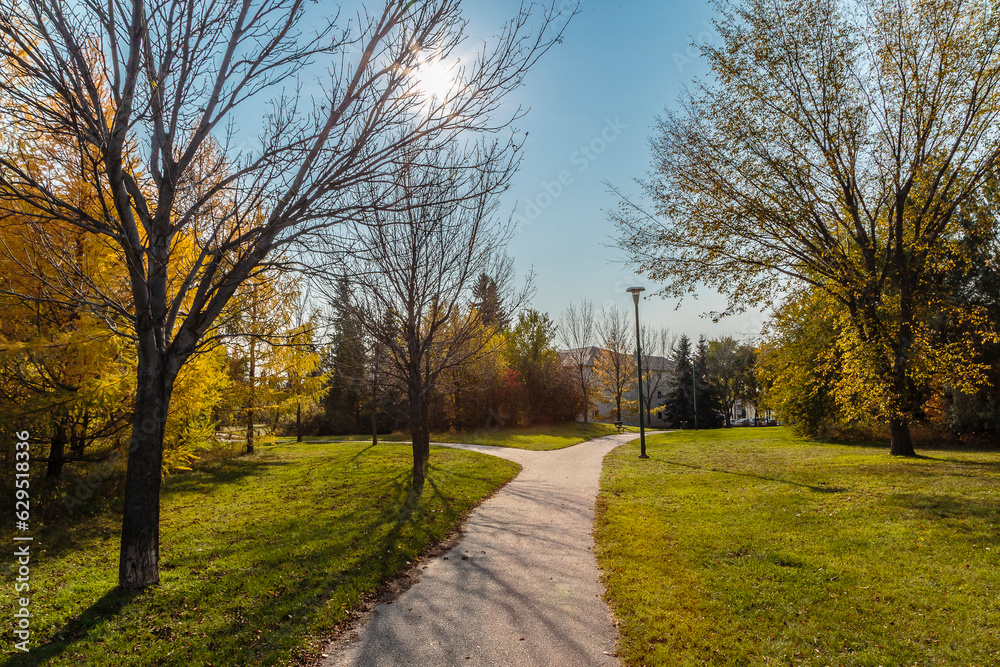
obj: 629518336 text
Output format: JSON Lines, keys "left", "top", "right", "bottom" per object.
{"left": 13, "top": 429, "right": 32, "bottom": 652}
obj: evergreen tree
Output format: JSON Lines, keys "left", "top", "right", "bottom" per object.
{"left": 661, "top": 335, "right": 695, "bottom": 426}
{"left": 323, "top": 279, "right": 368, "bottom": 434}
{"left": 661, "top": 334, "right": 726, "bottom": 428}
{"left": 471, "top": 273, "right": 509, "bottom": 330}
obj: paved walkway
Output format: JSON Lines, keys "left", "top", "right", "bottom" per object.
{"left": 321, "top": 432, "right": 644, "bottom": 667}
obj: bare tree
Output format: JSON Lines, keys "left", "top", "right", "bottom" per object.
{"left": 594, "top": 305, "right": 636, "bottom": 423}
{"left": 319, "top": 151, "right": 531, "bottom": 490}
{"left": 0, "top": 0, "right": 573, "bottom": 588}
{"left": 558, "top": 299, "right": 596, "bottom": 423}
{"left": 638, "top": 323, "right": 674, "bottom": 426}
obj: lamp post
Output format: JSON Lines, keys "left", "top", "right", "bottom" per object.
{"left": 626, "top": 287, "right": 648, "bottom": 459}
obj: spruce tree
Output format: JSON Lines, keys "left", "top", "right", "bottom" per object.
{"left": 323, "top": 279, "right": 368, "bottom": 433}
{"left": 661, "top": 335, "right": 695, "bottom": 426}
{"left": 471, "top": 274, "right": 509, "bottom": 330}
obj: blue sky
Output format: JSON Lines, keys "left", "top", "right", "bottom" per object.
{"left": 288, "top": 1, "right": 769, "bottom": 342}
{"left": 461, "top": 1, "right": 769, "bottom": 343}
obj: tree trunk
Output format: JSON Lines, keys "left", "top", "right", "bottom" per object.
{"left": 371, "top": 383, "right": 378, "bottom": 447}
{"left": 409, "top": 385, "right": 429, "bottom": 490}
{"left": 70, "top": 409, "right": 89, "bottom": 458}
{"left": 889, "top": 418, "right": 916, "bottom": 457}
{"left": 46, "top": 417, "right": 68, "bottom": 478}
{"left": 890, "top": 226, "right": 917, "bottom": 458}
{"left": 372, "top": 347, "right": 379, "bottom": 447}
{"left": 245, "top": 406, "right": 255, "bottom": 454}
{"left": 246, "top": 339, "right": 256, "bottom": 454}
{"left": 296, "top": 402, "right": 302, "bottom": 442}
{"left": 119, "top": 355, "right": 173, "bottom": 589}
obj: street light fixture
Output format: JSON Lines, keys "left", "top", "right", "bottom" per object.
{"left": 626, "top": 286, "right": 648, "bottom": 460}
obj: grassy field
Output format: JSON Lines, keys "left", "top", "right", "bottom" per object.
{"left": 428, "top": 421, "right": 638, "bottom": 450}
{"left": 278, "top": 421, "right": 637, "bottom": 451}
{"left": 595, "top": 427, "right": 1000, "bottom": 667}
{"left": 1, "top": 441, "right": 519, "bottom": 666}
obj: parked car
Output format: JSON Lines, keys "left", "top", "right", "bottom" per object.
{"left": 734, "top": 418, "right": 752, "bottom": 427}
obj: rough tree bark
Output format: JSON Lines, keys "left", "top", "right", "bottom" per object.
{"left": 408, "top": 378, "right": 430, "bottom": 489}
{"left": 119, "top": 345, "right": 177, "bottom": 588}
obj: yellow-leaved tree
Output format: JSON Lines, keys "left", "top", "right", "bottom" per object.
{"left": 614, "top": 0, "right": 1000, "bottom": 455}
{"left": 223, "top": 269, "right": 326, "bottom": 452}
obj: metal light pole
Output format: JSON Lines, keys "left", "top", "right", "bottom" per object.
{"left": 627, "top": 287, "right": 648, "bottom": 459}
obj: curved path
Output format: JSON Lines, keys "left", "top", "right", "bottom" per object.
{"left": 321, "top": 432, "right": 645, "bottom": 667}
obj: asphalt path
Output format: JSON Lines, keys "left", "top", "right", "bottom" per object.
{"left": 321, "top": 432, "right": 646, "bottom": 667}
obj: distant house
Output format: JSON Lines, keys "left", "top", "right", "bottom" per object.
{"left": 559, "top": 347, "right": 673, "bottom": 427}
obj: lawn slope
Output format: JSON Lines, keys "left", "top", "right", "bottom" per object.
{"left": 0, "top": 442, "right": 519, "bottom": 666}
{"left": 595, "top": 428, "right": 1000, "bottom": 667}
{"left": 281, "top": 421, "right": 637, "bottom": 451}
{"left": 430, "top": 421, "right": 637, "bottom": 450}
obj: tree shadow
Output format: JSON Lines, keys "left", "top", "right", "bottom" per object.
{"left": 28, "top": 456, "right": 278, "bottom": 564}
{"left": 888, "top": 490, "right": 1000, "bottom": 528}
{"left": 660, "top": 459, "right": 849, "bottom": 493}
{"left": 809, "top": 434, "right": 1000, "bottom": 455}
{"left": 348, "top": 442, "right": 379, "bottom": 462}
{"left": 9, "top": 472, "right": 427, "bottom": 664}
{"left": 912, "top": 454, "right": 1000, "bottom": 470}
{"left": 2, "top": 442, "right": 515, "bottom": 665}
{"left": 163, "top": 456, "right": 278, "bottom": 494}
{"left": 1, "top": 588, "right": 140, "bottom": 667}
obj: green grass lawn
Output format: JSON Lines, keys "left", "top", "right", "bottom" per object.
{"left": 0, "top": 442, "right": 519, "bottom": 666}
{"left": 595, "top": 427, "right": 1000, "bottom": 667}
{"left": 275, "top": 433, "right": 412, "bottom": 444}
{"left": 428, "top": 421, "right": 638, "bottom": 450}
{"left": 278, "top": 421, "right": 637, "bottom": 451}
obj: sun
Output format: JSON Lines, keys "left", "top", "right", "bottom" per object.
{"left": 413, "top": 55, "right": 459, "bottom": 110}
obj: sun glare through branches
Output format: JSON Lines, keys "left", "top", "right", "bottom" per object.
{"left": 412, "top": 52, "right": 460, "bottom": 115}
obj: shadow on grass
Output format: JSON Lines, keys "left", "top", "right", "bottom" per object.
{"left": 913, "top": 454, "right": 1000, "bottom": 470}
{"left": 4, "top": 462, "right": 477, "bottom": 666}
{"left": 14, "top": 457, "right": 288, "bottom": 568}
{"left": 810, "top": 435, "right": 1000, "bottom": 455}
{"left": 1, "top": 588, "right": 141, "bottom": 667}
{"left": 164, "top": 456, "right": 277, "bottom": 494}
{"left": 349, "top": 442, "right": 379, "bottom": 462}
{"left": 661, "top": 459, "right": 849, "bottom": 493}
{"left": 889, "top": 490, "right": 1000, "bottom": 528}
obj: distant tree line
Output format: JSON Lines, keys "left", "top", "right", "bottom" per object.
{"left": 315, "top": 279, "right": 583, "bottom": 445}
{"left": 557, "top": 300, "right": 762, "bottom": 430}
